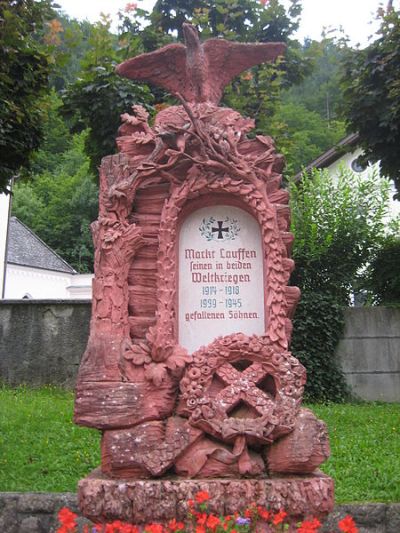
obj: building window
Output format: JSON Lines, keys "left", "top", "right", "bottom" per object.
{"left": 351, "top": 157, "right": 368, "bottom": 173}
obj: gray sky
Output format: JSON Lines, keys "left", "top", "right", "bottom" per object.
{"left": 56, "top": 0, "right": 393, "bottom": 46}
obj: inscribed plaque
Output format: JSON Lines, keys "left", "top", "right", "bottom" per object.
{"left": 179, "top": 205, "right": 265, "bottom": 353}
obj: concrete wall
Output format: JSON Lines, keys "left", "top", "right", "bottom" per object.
{"left": 338, "top": 307, "right": 400, "bottom": 402}
{"left": 0, "top": 300, "right": 90, "bottom": 388}
{"left": 0, "top": 302, "right": 399, "bottom": 401}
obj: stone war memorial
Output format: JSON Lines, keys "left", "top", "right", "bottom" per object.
{"left": 74, "top": 24, "right": 333, "bottom": 528}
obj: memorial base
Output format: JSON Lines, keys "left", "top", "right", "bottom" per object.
{"left": 78, "top": 469, "right": 334, "bottom": 526}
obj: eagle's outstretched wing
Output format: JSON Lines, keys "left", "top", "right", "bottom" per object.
{"left": 116, "top": 43, "right": 191, "bottom": 98}
{"left": 116, "top": 29, "right": 286, "bottom": 104}
{"left": 203, "top": 39, "right": 286, "bottom": 103}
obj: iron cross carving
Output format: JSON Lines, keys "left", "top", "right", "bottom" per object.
{"left": 212, "top": 221, "right": 229, "bottom": 239}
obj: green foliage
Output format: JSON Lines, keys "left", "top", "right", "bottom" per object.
{"left": 62, "top": 66, "right": 154, "bottom": 173}
{"left": 289, "top": 167, "right": 390, "bottom": 401}
{"left": 161, "top": 0, "right": 312, "bottom": 124}
{"left": 364, "top": 222, "right": 400, "bottom": 306}
{"left": 62, "top": 13, "right": 154, "bottom": 172}
{"left": 341, "top": 7, "right": 400, "bottom": 199}
{"left": 46, "top": 15, "right": 94, "bottom": 91}
{"left": 30, "top": 90, "right": 70, "bottom": 174}
{"left": 290, "top": 167, "right": 389, "bottom": 302}
{"left": 274, "top": 36, "right": 350, "bottom": 175}
{"left": 291, "top": 292, "right": 348, "bottom": 402}
{"left": 12, "top": 128, "right": 98, "bottom": 272}
{"left": 0, "top": 0, "right": 54, "bottom": 193}
{"left": 269, "top": 101, "right": 345, "bottom": 175}
{"left": 284, "top": 36, "right": 349, "bottom": 122}
{"left": 152, "top": 0, "right": 301, "bottom": 42}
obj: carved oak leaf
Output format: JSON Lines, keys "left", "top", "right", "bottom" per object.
{"left": 131, "top": 104, "right": 150, "bottom": 123}
{"left": 131, "top": 133, "right": 155, "bottom": 144}
{"left": 166, "top": 346, "right": 191, "bottom": 375}
{"left": 121, "top": 338, "right": 151, "bottom": 366}
{"left": 125, "top": 348, "right": 152, "bottom": 366}
{"left": 144, "top": 362, "right": 168, "bottom": 387}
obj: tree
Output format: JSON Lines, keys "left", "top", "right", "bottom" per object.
{"left": 283, "top": 35, "right": 349, "bottom": 123}
{"left": 269, "top": 101, "right": 345, "bottom": 175}
{"left": 30, "top": 89, "right": 71, "bottom": 175}
{"left": 61, "top": 13, "right": 154, "bottom": 173}
{"left": 0, "top": 0, "right": 54, "bottom": 193}
{"left": 151, "top": 0, "right": 302, "bottom": 43}
{"left": 341, "top": 7, "right": 400, "bottom": 199}
{"left": 289, "top": 167, "right": 390, "bottom": 400}
{"left": 150, "top": 0, "right": 312, "bottom": 126}
{"left": 13, "top": 130, "right": 98, "bottom": 272}
{"left": 46, "top": 14, "right": 94, "bottom": 91}
{"left": 364, "top": 220, "right": 400, "bottom": 306}
{"left": 290, "top": 167, "right": 389, "bottom": 302}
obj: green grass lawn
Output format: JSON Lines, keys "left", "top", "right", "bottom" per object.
{"left": 0, "top": 386, "right": 399, "bottom": 503}
{"left": 311, "top": 402, "right": 400, "bottom": 503}
{"left": 0, "top": 386, "right": 99, "bottom": 492}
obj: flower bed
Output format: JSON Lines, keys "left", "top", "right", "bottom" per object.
{"left": 57, "top": 491, "right": 358, "bottom": 533}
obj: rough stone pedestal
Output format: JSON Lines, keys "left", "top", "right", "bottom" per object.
{"left": 78, "top": 469, "right": 334, "bottom": 526}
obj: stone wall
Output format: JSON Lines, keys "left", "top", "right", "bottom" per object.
{"left": 0, "top": 300, "right": 90, "bottom": 388}
{"left": 338, "top": 308, "right": 400, "bottom": 402}
{"left": 0, "top": 302, "right": 399, "bottom": 401}
{"left": 0, "top": 492, "right": 399, "bottom": 532}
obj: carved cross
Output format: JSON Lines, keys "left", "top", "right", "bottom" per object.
{"left": 214, "top": 361, "right": 275, "bottom": 417}
{"left": 212, "top": 221, "right": 229, "bottom": 239}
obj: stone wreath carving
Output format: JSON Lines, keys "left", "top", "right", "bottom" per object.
{"left": 74, "top": 24, "right": 330, "bottom": 486}
{"left": 179, "top": 334, "right": 306, "bottom": 445}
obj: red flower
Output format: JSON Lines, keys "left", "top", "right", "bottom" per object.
{"left": 144, "top": 524, "right": 164, "bottom": 533}
{"left": 105, "top": 521, "right": 140, "bottom": 533}
{"left": 257, "top": 506, "right": 270, "bottom": 521}
{"left": 195, "top": 513, "right": 207, "bottom": 526}
{"left": 195, "top": 491, "right": 210, "bottom": 504}
{"left": 338, "top": 515, "right": 359, "bottom": 533}
{"left": 206, "top": 514, "right": 220, "bottom": 530}
{"left": 272, "top": 510, "right": 287, "bottom": 525}
{"left": 195, "top": 527, "right": 206, "bottom": 533}
{"left": 167, "top": 518, "right": 185, "bottom": 532}
{"left": 298, "top": 517, "right": 322, "bottom": 533}
{"left": 57, "top": 508, "right": 78, "bottom": 530}
{"left": 124, "top": 2, "right": 137, "bottom": 12}
{"left": 260, "top": 0, "right": 269, "bottom": 5}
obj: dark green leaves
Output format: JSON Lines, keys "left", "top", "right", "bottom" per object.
{"left": 341, "top": 8, "right": 400, "bottom": 199}
{"left": 0, "top": 0, "right": 54, "bottom": 192}
{"left": 289, "top": 167, "right": 390, "bottom": 401}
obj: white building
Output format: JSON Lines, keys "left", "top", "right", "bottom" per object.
{"left": 296, "top": 132, "right": 400, "bottom": 220}
{"left": 0, "top": 192, "right": 12, "bottom": 298}
{"left": 2, "top": 216, "right": 92, "bottom": 300}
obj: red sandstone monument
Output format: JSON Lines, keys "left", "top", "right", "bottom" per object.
{"left": 75, "top": 24, "right": 334, "bottom": 526}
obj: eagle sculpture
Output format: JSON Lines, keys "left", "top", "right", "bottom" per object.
{"left": 116, "top": 23, "right": 285, "bottom": 104}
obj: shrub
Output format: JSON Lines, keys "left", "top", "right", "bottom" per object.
{"left": 364, "top": 228, "right": 400, "bottom": 307}
{"left": 289, "top": 167, "right": 389, "bottom": 401}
